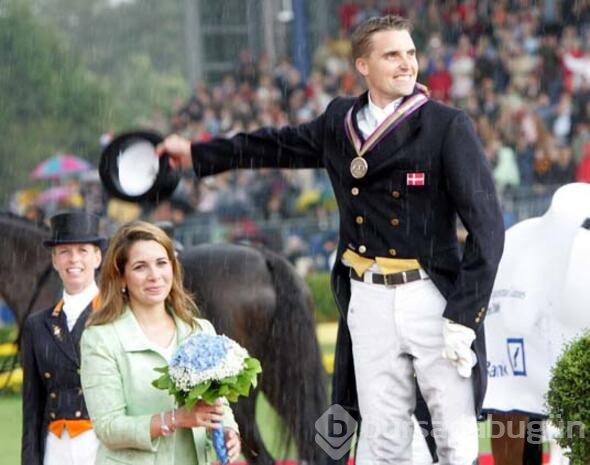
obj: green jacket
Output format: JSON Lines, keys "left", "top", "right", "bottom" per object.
{"left": 80, "top": 309, "right": 238, "bottom": 465}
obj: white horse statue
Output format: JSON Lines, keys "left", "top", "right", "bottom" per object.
{"left": 483, "top": 183, "right": 590, "bottom": 465}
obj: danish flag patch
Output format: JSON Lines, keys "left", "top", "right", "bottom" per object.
{"left": 406, "top": 172, "right": 425, "bottom": 186}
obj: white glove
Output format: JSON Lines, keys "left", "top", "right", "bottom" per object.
{"left": 442, "top": 318, "right": 477, "bottom": 378}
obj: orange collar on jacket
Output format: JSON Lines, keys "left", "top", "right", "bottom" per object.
{"left": 50, "top": 295, "right": 101, "bottom": 317}
{"left": 48, "top": 419, "right": 93, "bottom": 438}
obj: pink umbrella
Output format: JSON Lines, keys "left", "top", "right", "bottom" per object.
{"left": 31, "top": 154, "right": 93, "bottom": 180}
{"left": 35, "top": 186, "right": 77, "bottom": 205}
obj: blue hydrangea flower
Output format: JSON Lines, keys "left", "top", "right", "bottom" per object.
{"left": 168, "top": 333, "right": 248, "bottom": 391}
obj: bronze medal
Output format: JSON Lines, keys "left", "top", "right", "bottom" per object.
{"left": 350, "top": 157, "right": 368, "bottom": 179}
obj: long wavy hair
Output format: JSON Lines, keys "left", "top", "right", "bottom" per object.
{"left": 87, "top": 221, "right": 198, "bottom": 327}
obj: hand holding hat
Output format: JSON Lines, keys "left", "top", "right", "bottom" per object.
{"left": 155, "top": 134, "right": 193, "bottom": 170}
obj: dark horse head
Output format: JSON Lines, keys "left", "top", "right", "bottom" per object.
{"left": 0, "top": 212, "right": 62, "bottom": 327}
{"left": 0, "top": 211, "right": 327, "bottom": 464}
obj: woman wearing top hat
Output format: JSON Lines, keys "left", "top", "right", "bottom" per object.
{"left": 21, "top": 211, "right": 105, "bottom": 465}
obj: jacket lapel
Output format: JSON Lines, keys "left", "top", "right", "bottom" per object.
{"left": 348, "top": 92, "right": 368, "bottom": 146}
{"left": 346, "top": 90, "right": 426, "bottom": 161}
{"left": 44, "top": 300, "right": 80, "bottom": 366}
{"left": 114, "top": 308, "right": 193, "bottom": 354}
{"left": 69, "top": 306, "right": 92, "bottom": 364}
{"left": 114, "top": 308, "right": 152, "bottom": 353}
{"left": 379, "top": 112, "right": 422, "bottom": 157}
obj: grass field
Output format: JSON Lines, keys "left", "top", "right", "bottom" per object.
{"left": 0, "top": 393, "right": 296, "bottom": 465}
{"left": 0, "top": 395, "right": 21, "bottom": 465}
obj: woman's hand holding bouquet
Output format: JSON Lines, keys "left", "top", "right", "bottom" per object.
{"left": 153, "top": 332, "right": 261, "bottom": 463}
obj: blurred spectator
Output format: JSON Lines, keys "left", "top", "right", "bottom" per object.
{"left": 427, "top": 56, "right": 453, "bottom": 102}
{"left": 576, "top": 142, "right": 590, "bottom": 182}
{"left": 449, "top": 35, "right": 475, "bottom": 102}
{"left": 24, "top": 205, "right": 46, "bottom": 226}
{"left": 37, "top": 2, "right": 588, "bottom": 267}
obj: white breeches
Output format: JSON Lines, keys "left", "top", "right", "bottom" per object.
{"left": 348, "top": 276, "right": 478, "bottom": 465}
{"left": 44, "top": 429, "right": 99, "bottom": 465}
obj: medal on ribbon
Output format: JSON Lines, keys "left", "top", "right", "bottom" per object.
{"left": 344, "top": 92, "right": 429, "bottom": 179}
{"left": 350, "top": 157, "right": 369, "bottom": 179}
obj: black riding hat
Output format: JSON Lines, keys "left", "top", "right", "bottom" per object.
{"left": 43, "top": 211, "right": 106, "bottom": 248}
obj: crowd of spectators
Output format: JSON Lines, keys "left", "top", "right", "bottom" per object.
{"left": 11, "top": 0, "right": 590, "bottom": 274}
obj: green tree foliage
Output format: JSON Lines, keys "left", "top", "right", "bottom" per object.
{"left": 31, "top": 0, "right": 190, "bottom": 122}
{"left": 0, "top": 0, "right": 114, "bottom": 202}
{"left": 1, "top": 0, "right": 190, "bottom": 205}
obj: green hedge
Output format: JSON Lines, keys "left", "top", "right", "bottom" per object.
{"left": 0, "top": 326, "right": 17, "bottom": 345}
{"left": 547, "top": 334, "right": 590, "bottom": 465}
{"left": 305, "top": 272, "right": 339, "bottom": 323}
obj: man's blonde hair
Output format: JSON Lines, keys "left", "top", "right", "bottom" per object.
{"left": 351, "top": 15, "right": 413, "bottom": 60}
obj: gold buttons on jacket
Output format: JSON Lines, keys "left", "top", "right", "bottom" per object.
{"left": 44, "top": 372, "right": 51, "bottom": 379}
{"left": 351, "top": 187, "right": 359, "bottom": 196}
{"left": 355, "top": 216, "right": 364, "bottom": 225}
{"left": 475, "top": 306, "right": 486, "bottom": 323}
{"left": 75, "top": 411, "right": 82, "bottom": 418}
{"left": 390, "top": 218, "right": 400, "bottom": 226}
{"left": 50, "top": 392, "right": 56, "bottom": 399}
{"left": 388, "top": 248, "right": 397, "bottom": 256}
{"left": 392, "top": 190, "right": 401, "bottom": 198}
{"left": 358, "top": 245, "right": 367, "bottom": 254}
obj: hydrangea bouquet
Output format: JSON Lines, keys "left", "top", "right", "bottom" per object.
{"left": 153, "top": 333, "right": 261, "bottom": 464}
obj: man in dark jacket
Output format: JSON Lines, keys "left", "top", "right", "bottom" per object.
{"left": 157, "top": 15, "right": 504, "bottom": 465}
{"left": 21, "top": 211, "right": 104, "bottom": 465}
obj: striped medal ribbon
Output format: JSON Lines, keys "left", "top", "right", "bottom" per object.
{"left": 344, "top": 93, "right": 428, "bottom": 179}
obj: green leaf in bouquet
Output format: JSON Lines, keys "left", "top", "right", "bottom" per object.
{"left": 202, "top": 390, "right": 221, "bottom": 405}
{"left": 237, "top": 382, "right": 252, "bottom": 397}
{"left": 245, "top": 357, "right": 262, "bottom": 373}
{"left": 233, "top": 374, "right": 253, "bottom": 396}
{"left": 221, "top": 375, "right": 238, "bottom": 385}
{"left": 190, "top": 381, "right": 212, "bottom": 399}
{"left": 153, "top": 366, "right": 169, "bottom": 374}
{"left": 218, "top": 385, "right": 230, "bottom": 396}
{"left": 152, "top": 373, "right": 173, "bottom": 390}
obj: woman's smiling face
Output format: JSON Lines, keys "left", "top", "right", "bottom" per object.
{"left": 52, "top": 243, "right": 101, "bottom": 294}
{"left": 123, "top": 239, "right": 173, "bottom": 311}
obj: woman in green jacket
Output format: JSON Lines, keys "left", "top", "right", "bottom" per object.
{"left": 80, "top": 221, "right": 240, "bottom": 465}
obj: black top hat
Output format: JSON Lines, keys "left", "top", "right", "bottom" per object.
{"left": 44, "top": 212, "right": 106, "bottom": 247}
{"left": 99, "top": 130, "right": 180, "bottom": 203}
